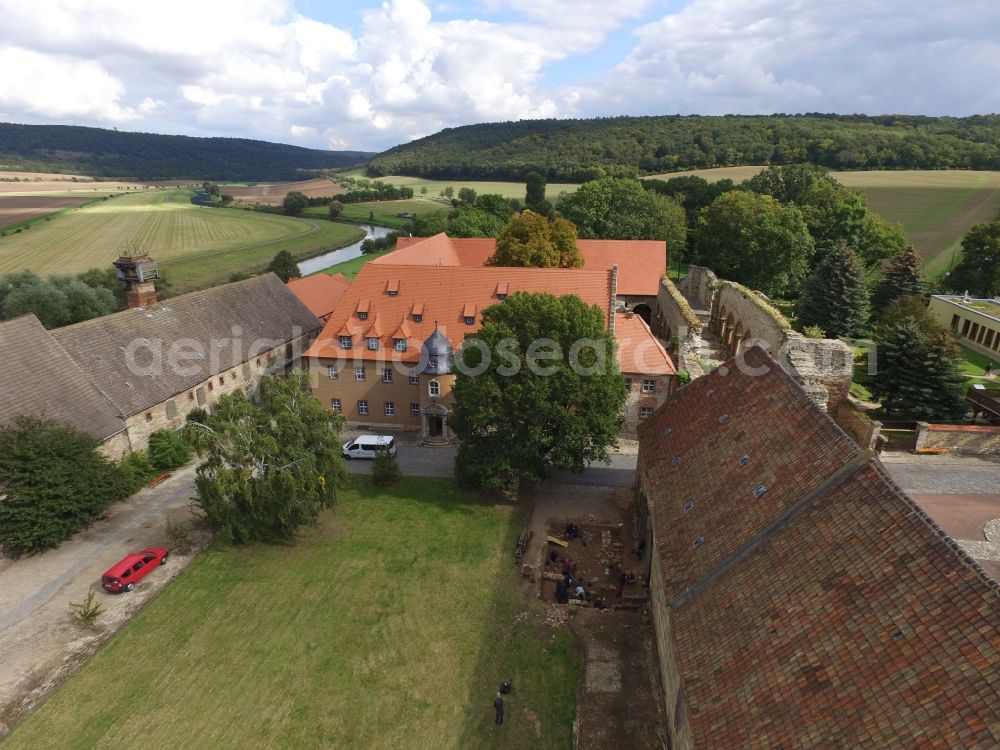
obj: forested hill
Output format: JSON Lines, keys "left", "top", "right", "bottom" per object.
{"left": 368, "top": 114, "right": 1000, "bottom": 181}
{"left": 0, "top": 123, "right": 373, "bottom": 181}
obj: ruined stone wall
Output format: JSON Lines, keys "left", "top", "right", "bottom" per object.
{"left": 834, "top": 401, "right": 883, "bottom": 451}
{"left": 915, "top": 423, "right": 1000, "bottom": 456}
{"left": 677, "top": 265, "right": 718, "bottom": 311}
{"left": 654, "top": 277, "right": 704, "bottom": 378}
{"left": 712, "top": 281, "right": 791, "bottom": 354}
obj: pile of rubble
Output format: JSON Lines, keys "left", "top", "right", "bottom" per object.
{"left": 544, "top": 606, "right": 570, "bottom": 628}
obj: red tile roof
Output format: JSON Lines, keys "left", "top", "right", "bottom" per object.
{"left": 305, "top": 263, "right": 613, "bottom": 362}
{"left": 287, "top": 273, "right": 349, "bottom": 320}
{"left": 615, "top": 313, "right": 675, "bottom": 376}
{"left": 638, "top": 346, "right": 1000, "bottom": 748}
{"left": 385, "top": 233, "right": 665, "bottom": 296}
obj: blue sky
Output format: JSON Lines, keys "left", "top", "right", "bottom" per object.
{"left": 0, "top": 0, "right": 997, "bottom": 152}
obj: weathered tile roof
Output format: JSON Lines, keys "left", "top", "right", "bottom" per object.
{"left": 0, "top": 315, "right": 126, "bottom": 440}
{"left": 52, "top": 274, "right": 321, "bottom": 417}
{"left": 287, "top": 273, "right": 350, "bottom": 320}
{"left": 387, "top": 233, "right": 665, "bottom": 296}
{"left": 306, "top": 263, "right": 614, "bottom": 362}
{"left": 638, "top": 346, "right": 1000, "bottom": 748}
{"left": 615, "top": 312, "right": 675, "bottom": 376}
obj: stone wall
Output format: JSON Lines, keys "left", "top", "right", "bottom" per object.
{"left": 834, "top": 401, "right": 883, "bottom": 451}
{"left": 96, "top": 430, "right": 133, "bottom": 461}
{"left": 621, "top": 373, "right": 675, "bottom": 439}
{"left": 654, "top": 277, "right": 704, "bottom": 378}
{"left": 915, "top": 423, "right": 1000, "bottom": 456}
{"left": 677, "top": 265, "right": 717, "bottom": 311}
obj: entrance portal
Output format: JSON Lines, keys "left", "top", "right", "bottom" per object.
{"left": 428, "top": 415, "right": 443, "bottom": 438}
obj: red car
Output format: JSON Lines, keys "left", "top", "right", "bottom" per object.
{"left": 101, "top": 547, "right": 169, "bottom": 593}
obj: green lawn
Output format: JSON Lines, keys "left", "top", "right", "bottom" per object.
{"left": 304, "top": 198, "right": 451, "bottom": 230}
{"left": 4, "top": 478, "right": 578, "bottom": 750}
{"left": 360, "top": 175, "right": 582, "bottom": 201}
{"left": 0, "top": 188, "right": 365, "bottom": 294}
{"left": 314, "top": 248, "right": 395, "bottom": 280}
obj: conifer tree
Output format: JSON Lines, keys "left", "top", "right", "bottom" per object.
{"left": 872, "top": 245, "right": 926, "bottom": 313}
{"left": 797, "top": 243, "right": 869, "bottom": 338}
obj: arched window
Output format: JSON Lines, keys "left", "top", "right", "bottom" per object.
{"left": 429, "top": 380, "right": 440, "bottom": 397}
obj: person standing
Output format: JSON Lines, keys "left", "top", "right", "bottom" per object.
{"left": 494, "top": 693, "right": 505, "bottom": 725}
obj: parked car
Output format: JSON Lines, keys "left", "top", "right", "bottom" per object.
{"left": 342, "top": 434, "right": 397, "bottom": 459}
{"left": 101, "top": 547, "right": 169, "bottom": 593}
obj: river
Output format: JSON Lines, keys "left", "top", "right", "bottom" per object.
{"left": 299, "top": 224, "right": 395, "bottom": 275}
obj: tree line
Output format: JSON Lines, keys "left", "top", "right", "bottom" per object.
{"left": 0, "top": 123, "right": 373, "bottom": 181}
{"left": 368, "top": 114, "right": 1000, "bottom": 181}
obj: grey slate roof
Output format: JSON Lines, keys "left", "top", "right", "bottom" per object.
{"left": 52, "top": 274, "right": 321, "bottom": 417}
{"left": 0, "top": 315, "right": 126, "bottom": 440}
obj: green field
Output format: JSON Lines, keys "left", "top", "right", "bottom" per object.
{"left": 304, "top": 198, "right": 451, "bottom": 230}
{"left": 0, "top": 189, "right": 364, "bottom": 293}
{"left": 361, "top": 174, "right": 582, "bottom": 201}
{"left": 4, "top": 478, "right": 578, "bottom": 750}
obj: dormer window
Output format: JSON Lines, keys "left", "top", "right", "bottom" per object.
{"left": 464, "top": 316, "right": 475, "bottom": 325}
{"left": 394, "top": 339, "right": 407, "bottom": 352}
{"left": 358, "top": 311, "right": 369, "bottom": 321}
{"left": 340, "top": 336, "right": 352, "bottom": 349}
{"left": 388, "top": 290, "right": 398, "bottom": 297}
{"left": 497, "top": 293, "right": 507, "bottom": 301}
{"left": 367, "top": 337, "right": 379, "bottom": 351}
{"left": 413, "top": 313, "right": 423, "bottom": 323}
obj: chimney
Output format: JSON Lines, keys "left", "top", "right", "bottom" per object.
{"left": 113, "top": 254, "right": 159, "bottom": 309}
{"left": 608, "top": 264, "right": 618, "bottom": 335}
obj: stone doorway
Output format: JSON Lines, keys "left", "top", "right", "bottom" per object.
{"left": 421, "top": 403, "right": 450, "bottom": 444}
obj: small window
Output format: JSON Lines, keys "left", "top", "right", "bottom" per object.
{"left": 340, "top": 336, "right": 352, "bottom": 349}
{"left": 639, "top": 406, "right": 653, "bottom": 418}
{"left": 358, "top": 400, "right": 369, "bottom": 416}
{"left": 145, "top": 412, "right": 153, "bottom": 422}
{"left": 367, "top": 337, "right": 379, "bottom": 351}
{"left": 753, "top": 484, "right": 768, "bottom": 498}
{"left": 718, "top": 414, "right": 729, "bottom": 423}
{"left": 497, "top": 293, "right": 507, "bottom": 301}
{"left": 692, "top": 537, "right": 704, "bottom": 549}
{"left": 642, "top": 378, "right": 655, "bottom": 393}
{"left": 624, "top": 378, "right": 632, "bottom": 391}
{"left": 358, "top": 311, "right": 369, "bottom": 320}
{"left": 395, "top": 339, "right": 407, "bottom": 352}
{"left": 256, "top": 357, "right": 261, "bottom": 366}
{"left": 410, "top": 403, "right": 420, "bottom": 417}
{"left": 738, "top": 455, "right": 750, "bottom": 467}
{"left": 429, "top": 380, "right": 440, "bottom": 397}
{"left": 382, "top": 368, "right": 393, "bottom": 383}
{"left": 331, "top": 398, "right": 342, "bottom": 413}
{"left": 188, "top": 391, "right": 195, "bottom": 401}
{"left": 705, "top": 388, "right": 715, "bottom": 397}
{"left": 428, "top": 356, "right": 438, "bottom": 369}
{"left": 208, "top": 381, "right": 214, "bottom": 391}
{"left": 219, "top": 376, "right": 225, "bottom": 385}
{"left": 671, "top": 455, "right": 684, "bottom": 465}
{"left": 683, "top": 501, "right": 695, "bottom": 513}
{"left": 464, "top": 316, "right": 474, "bottom": 325}
{"left": 384, "top": 401, "right": 395, "bottom": 416}
{"left": 409, "top": 372, "right": 419, "bottom": 385}
{"left": 663, "top": 427, "right": 673, "bottom": 436}
{"left": 355, "top": 367, "right": 366, "bottom": 382}
{"left": 413, "top": 313, "right": 423, "bottom": 323}
{"left": 328, "top": 365, "right": 339, "bottom": 380}
{"left": 388, "top": 289, "right": 398, "bottom": 297}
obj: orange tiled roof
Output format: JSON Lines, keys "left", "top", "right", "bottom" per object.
{"left": 286, "top": 273, "right": 349, "bottom": 320}
{"left": 615, "top": 312, "right": 675, "bottom": 376}
{"left": 305, "top": 263, "right": 613, "bottom": 361}
{"left": 382, "top": 233, "right": 665, "bottom": 296}
{"left": 637, "top": 346, "right": 1000, "bottom": 747}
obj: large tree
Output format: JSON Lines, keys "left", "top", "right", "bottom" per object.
{"left": 525, "top": 171, "right": 546, "bottom": 209}
{"left": 184, "top": 370, "right": 345, "bottom": 544}
{"left": 0, "top": 417, "right": 137, "bottom": 553}
{"left": 0, "top": 270, "right": 116, "bottom": 328}
{"left": 487, "top": 211, "right": 582, "bottom": 268}
{"left": 641, "top": 175, "right": 736, "bottom": 256}
{"left": 452, "top": 292, "right": 626, "bottom": 490}
{"left": 558, "top": 177, "right": 686, "bottom": 252}
{"left": 797, "top": 243, "right": 870, "bottom": 338}
{"left": 694, "top": 191, "right": 813, "bottom": 297}
{"left": 869, "top": 298, "right": 968, "bottom": 420}
{"left": 872, "top": 245, "right": 926, "bottom": 312}
{"left": 282, "top": 190, "right": 308, "bottom": 216}
{"left": 266, "top": 250, "right": 301, "bottom": 282}
{"left": 949, "top": 221, "right": 1000, "bottom": 297}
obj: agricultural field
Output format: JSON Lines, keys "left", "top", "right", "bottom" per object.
{"left": 0, "top": 194, "right": 98, "bottom": 230}
{"left": 3, "top": 477, "right": 578, "bottom": 750}
{"left": 224, "top": 177, "right": 344, "bottom": 205}
{"left": 0, "top": 188, "right": 364, "bottom": 293}
{"left": 305, "top": 197, "right": 450, "bottom": 230}
{"left": 358, "top": 173, "right": 583, "bottom": 201}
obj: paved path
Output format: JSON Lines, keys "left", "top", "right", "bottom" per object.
{"left": 881, "top": 456, "right": 1000, "bottom": 495}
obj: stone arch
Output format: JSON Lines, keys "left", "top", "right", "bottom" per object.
{"left": 633, "top": 303, "right": 652, "bottom": 325}
{"left": 421, "top": 401, "right": 450, "bottom": 443}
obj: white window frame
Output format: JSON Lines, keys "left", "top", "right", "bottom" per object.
{"left": 429, "top": 380, "right": 440, "bottom": 397}
{"left": 410, "top": 403, "right": 420, "bottom": 417}
{"left": 339, "top": 336, "right": 352, "bottom": 349}
{"left": 382, "top": 368, "right": 393, "bottom": 383}
{"left": 358, "top": 400, "right": 368, "bottom": 416}
{"left": 642, "top": 378, "right": 655, "bottom": 394}
{"left": 328, "top": 365, "right": 339, "bottom": 380}
{"left": 394, "top": 339, "right": 407, "bottom": 352}
{"left": 355, "top": 367, "right": 365, "bottom": 382}
{"left": 409, "top": 372, "right": 419, "bottom": 385}
{"left": 367, "top": 337, "right": 379, "bottom": 351}
{"left": 639, "top": 406, "right": 653, "bottom": 418}
{"left": 384, "top": 401, "right": 395, "bottom": 416}
{"left": 331, "top": 398, "right": 342, "bottom": 413}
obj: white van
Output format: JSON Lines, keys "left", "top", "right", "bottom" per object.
{"left": 342, "top": 434, "right": 397, "bottom": 459}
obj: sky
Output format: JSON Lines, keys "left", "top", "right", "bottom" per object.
{"left": 0, "top": 0, "right": 998, "bottom": 153}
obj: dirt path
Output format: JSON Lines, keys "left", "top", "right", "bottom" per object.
{"left": 0, "top": 466, "right": 204, "bottom": 735}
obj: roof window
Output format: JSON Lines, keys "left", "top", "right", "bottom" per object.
{"left": 692, "top": 536, "right": 704, "bottom": 549}
{"left": 753, "top": 484, "right": 768, "bottom": 498}
{"left": 682, "top": 501, "right": 695, "bottom": 514}
{"left": 738, "top": 455, "right": 750, "bottom": 467}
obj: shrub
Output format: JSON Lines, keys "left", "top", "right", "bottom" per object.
{"left": 802, "top": 324, "right": 826, "bottom": 339}
{"left": 148, "top": 430, "right": 192, "bottom": 471}
{"left": 0, "top": 417, "right": 136, "bottom": 554}
{"left": 69, "top": 590, "right": 103, "bottom": 628}
{"left": 165, "top": 519, "right": 193, "bottom": 553}
{"left": 119, "top": 450, "right": 158, "bottom": 488}
{"left": 372, "top": 452, "right": 402, "bottom": 487}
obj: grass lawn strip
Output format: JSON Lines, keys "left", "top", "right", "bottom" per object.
{"left": 4, "top": 477, "right": 578, "bottom": 750}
